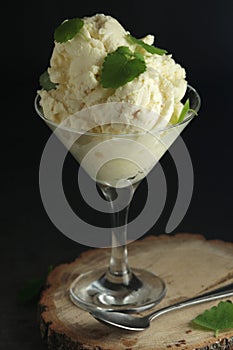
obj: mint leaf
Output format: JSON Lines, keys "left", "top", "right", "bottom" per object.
{"left": 39, "top": 70, "right": 57, "bottom": 91}
{"left": 127, "top": 34, "right": 167, "bottom": 55}
{"left": 192, "top": 301, "right": 233, "bottom": 337}
{"left": 100, "top": 46, "right": 146, "bottom": 89}
{"left": 18, "top": 265, "right": 53, "bottom": 304}
{"left": 134, "top": 51, "right": 145, "bottom": 62}
{"left": 177, "top": 99, "right": 190, "bottom": 123}
{"left": 177, "top": 98, "right": 197, "bottom": 124}
{"left": 54, "top": 18, "right": 84, "bottom": 43}
{"left": 18, "top": 278, "right": 45, "bottom": 304}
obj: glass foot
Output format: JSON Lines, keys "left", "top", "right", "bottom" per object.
{"left": 69, "top": 267, "right": 166, "bottom": 312}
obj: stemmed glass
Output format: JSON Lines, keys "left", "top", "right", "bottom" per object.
{"left": 35, "top": 85, "right": 200, "bottom": 313}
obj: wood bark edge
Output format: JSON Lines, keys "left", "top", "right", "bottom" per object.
{"left": 38, "top": 233, "right": 233, "bottom": 350}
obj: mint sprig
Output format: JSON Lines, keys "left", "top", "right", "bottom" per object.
{"left": 192, "top": 301, "right": 233, "bottom": 337}
{"left": 100, "top": 46, "right": 146, "bottom": 89}
{"left": 127, "top": 34, "right": 167, "bottom": 55}
{"left": 39, "top": 70, "right": 57, "bottom": 91}
{"left": 18, "top": 265, "right": 53, "bottom": 304}
{"left": 177, "top": 98, "right": 198, "bottom": 123}
{"left": 54, "top": 18, "right": 84, "bottom": 43}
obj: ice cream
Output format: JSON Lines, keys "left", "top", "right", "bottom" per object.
{"left": 37, "top": 14, "right": 197, "bottom": 187}
{"left": 39, "top": 14, "right": 187, "bottom": 132}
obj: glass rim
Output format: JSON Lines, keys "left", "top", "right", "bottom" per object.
{"left": 34, "top": 84, "right": 201, "bottom": 137}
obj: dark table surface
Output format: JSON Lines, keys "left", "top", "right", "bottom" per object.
{"left": 3, "top": 1, "right": 233, "bottom": 349}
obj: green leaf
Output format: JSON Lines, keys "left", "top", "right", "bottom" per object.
{"left": 192, "top": 301, "right": 233, "bottom": 337}
{"left": 177, "top": 99, "right": 190, "bottom": 123}
{"left": 177, "top": 98, "right": 198, "bottom": 123}
{"left": 18, "top": 265, "right": 53, "bottom": 304}
{"left": 18, "top": 278, "right": 45, "bottom": 304}
{"left": 39, "top": 70, "right": 57, "bottom": 91}
{"left": 54, "top": 18, "right": 84, "bottom": 43}
{"left": 47, "top": 264, "right": 54, "bottom": 274}
{"left": 100, "top": 46, "right": 146, "bottom": 89}
{"left": 127, "top": 34, "right": 167, "bottom": 55}
{"left": 134, "top": 51, "right": 145, "bottom": 62}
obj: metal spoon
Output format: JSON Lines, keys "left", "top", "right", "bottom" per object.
{"left": 90, "top": 283, "right": 233, "bottom": 331}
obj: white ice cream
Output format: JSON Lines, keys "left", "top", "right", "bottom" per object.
{"left": 39, "top": 14, "right": 187, "bottom": 132}
{"left": 38, "top": 14, "right": 191, "bottom": 187}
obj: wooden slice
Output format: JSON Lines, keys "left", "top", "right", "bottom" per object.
{"left": 39, "top": 234, "right": 233, "bottom": 350}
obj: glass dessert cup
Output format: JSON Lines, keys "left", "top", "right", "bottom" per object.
{"left": 35, "top": 85, "right": 200, "bottom": 312}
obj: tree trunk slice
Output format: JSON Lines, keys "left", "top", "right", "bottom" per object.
{"left": 39, "top": 234, "right": 233, "bottom": 350}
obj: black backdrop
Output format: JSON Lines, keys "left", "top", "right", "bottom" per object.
{"left": 2, "top": 1, "right": 233, "bottom": 348}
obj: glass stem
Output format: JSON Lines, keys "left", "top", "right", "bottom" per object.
{"left": 108, "top": 201, "right": 131, "bottom": 285}
{"left": 101, "top": 184, "right": 137, "bottom": 286}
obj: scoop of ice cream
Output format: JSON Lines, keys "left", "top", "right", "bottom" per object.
{"left": 39, "top": 14, "right": 187, "bottom": 132}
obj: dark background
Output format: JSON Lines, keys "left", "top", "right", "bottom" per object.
{"left": 2, "top": 0, "right": 233, "bottom": 348}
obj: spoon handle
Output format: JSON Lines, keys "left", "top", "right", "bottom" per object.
{"left": 149, "top": 282, "right": 233, "bottom": 322}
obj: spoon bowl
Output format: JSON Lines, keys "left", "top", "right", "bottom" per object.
{"left": 90, "top": 310, "right": 150, "bottom": 331}
{"left": 90, "top": 282, "right": 233, "bottom": 331}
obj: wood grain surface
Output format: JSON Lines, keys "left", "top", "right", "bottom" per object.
{"left": 39, "top": 234, "right": 233, "bottom": 350}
